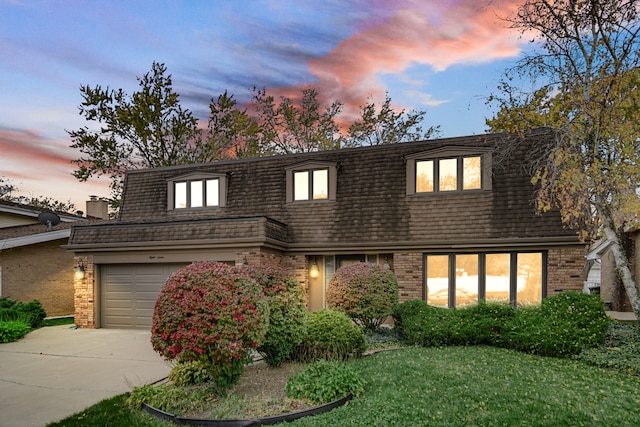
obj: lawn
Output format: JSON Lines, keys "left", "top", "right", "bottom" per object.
{"left": 48, "top": 343, "right": 640, "bottom": 427}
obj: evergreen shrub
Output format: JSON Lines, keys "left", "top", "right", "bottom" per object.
{"left": 327, "top": 262, "right": 399, "bottom": 330}
{"left": 292, "top": 310, "right": 366, "bottom": 362}
{"left": 151, "top": 262, "right": 269, "bottom": 388}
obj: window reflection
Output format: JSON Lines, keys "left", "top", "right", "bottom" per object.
{"left": 427, "top": 255, "right": 449, "bottom": 307}
{"left": 416, "top": 160, "right": 434, "bottom": 192}
{"left": 206, "top": 179, "right": 219, "bottom": 206}
{"left": 190, "top": 181, "right": 203, "bottom": 207}
{"left": 175, "top": 182, "right": 187, "bottom": 209}
{"left": 455, "top": 254, "right": 478, "bottom": 307}
{"left": 463, "top": 156, "right": 481, "bottom": 190}
{"left": 517, "top": 253, "right": 542, "bottom": 305}
{"left": 313, "top": 169, "right": 328, "bottom": 199}
{"left": 486, "top": 253, "right": 510, "bottom": 302}
{"left": 294, "top": 171, "right": 309, "bottom": 201}
{"left": 439, "top": 158, "right": 457, "bottom": 191}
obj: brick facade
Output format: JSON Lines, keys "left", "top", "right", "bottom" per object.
{"left": 1, "top": 239, "right": 74, "bottom": 317}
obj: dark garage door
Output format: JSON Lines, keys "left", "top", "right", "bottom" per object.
{"left": 101, "top": 263, "right": 186, "bottom": 329}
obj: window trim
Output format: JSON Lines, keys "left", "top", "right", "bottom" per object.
{"left": 167, "top": 172, "right": 228, "bottom": 211}
{"left": 285, "top": 160, "right": 337, "bottom": 203}
{"left": 406, "top": 146, "right": 492, "bottom": 195}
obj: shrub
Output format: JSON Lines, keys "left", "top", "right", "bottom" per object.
{"left": 0, "top": 320, "right": 32, "bottom": 343}
{"left": 501, "top": 291, "right": 610, "bottom": 357}
{"left": 394, "top": 293, "right": 607, "bottom": 358}
{"left": 393, "top": 299, "right": 459, "bottom": 346}
{"left": 0, "top": 298, "right": 46, "bottom": 328}
{"left": 454, "top": 302, "right": 516, "bottom": 346}
{"left": 151, "top": 262, "right": 269, "bottom": 388}
{"left": 285, "top": 359, "right": 366, "bottom": 404}
{"left": 292, "top": 310, "right": 366, "bottom": 362}
{"left": 246, "top": 265, "right": 306, "bottom": 366}
{"left": 169, "top": 360, "right": 218, "bottom": 386}
{"left": 327, "top": 263, "right": 399, "bottom": 330}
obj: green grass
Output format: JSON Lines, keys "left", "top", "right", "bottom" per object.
{"left": 49, "top": 344, "right": 640, "bottom": 426}
{"left": 42, "top": 316, "right": 75, "bottom": 327}
{"left": 47, "top": 394, "right": 167, "bottom": 427}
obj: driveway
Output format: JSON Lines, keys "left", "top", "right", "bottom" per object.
{"left": 0, "top": 325, "right": 171, "bottom": 427}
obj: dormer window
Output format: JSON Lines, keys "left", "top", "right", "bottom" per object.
{"left": 167, "top": 172, "right": 227, "bottom": 210}
{"left": 406, "top": 147, "right": 492, "bottom": 195}
{"left": 285, "top": 160, "right": 337, "bottom": 203}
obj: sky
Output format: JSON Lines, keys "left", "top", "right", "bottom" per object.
{"left": 0, "top": 0, "right": 529, "bottom": 212}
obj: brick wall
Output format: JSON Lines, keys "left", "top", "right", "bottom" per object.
{"left": 1, "top": 239, "right": 74, "bottom": 317}
{"left": 394, "top": 252, "right": 423, "bottom": 302}
{"left": 73, "top": 255, "right": 95, "bottom": 328}
{"left": 546, "top": 246, "right": 586, "bottom": 295}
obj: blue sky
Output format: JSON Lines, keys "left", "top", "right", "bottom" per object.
{"left": 0, "top": 0, "right": 526, "bottom": 210}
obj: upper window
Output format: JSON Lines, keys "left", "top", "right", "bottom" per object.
{"left": 406, "top": 147, "right": 492, "bottom": 195}
{"left": 167, "top": 172, "right": 227, "bottom": 210}
{"left": 285, "top": 161, "right": 337, "bottom": 203}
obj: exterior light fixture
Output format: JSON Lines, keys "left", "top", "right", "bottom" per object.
{"left": 309, "top": 258, "right": 320, "bottom": 279}
{"left": 74, "top": 263, "right": 85, "bottom": 280}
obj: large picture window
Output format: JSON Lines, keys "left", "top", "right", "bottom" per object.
{"left": 426, "top": 252, "right": 545, "bottom": 308}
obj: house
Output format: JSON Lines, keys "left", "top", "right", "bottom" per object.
{"left": 599, "top": 231, "right": 639, "bottom": 313}
{"left": 67, "top": 129, "right": 585, "bottom": 329}
{"left": 0, "top": 199, "right": 101, "bottom": 316}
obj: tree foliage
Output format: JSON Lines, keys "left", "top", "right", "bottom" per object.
{"left": 68, "top": 62, "right": 203, "bottom": 209}
{"left": 69, "top": 63, "right": 439, "bottom": 210}
{"left": 487, "top": 0, "right": 640, "bottom": 316}
{"left": 0, "top": 176, "right": 76, "bottom": 213}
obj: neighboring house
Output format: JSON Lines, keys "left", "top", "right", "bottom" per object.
{"left": 599, "top": 231, "right": 639, "bottom": 312}
{"left": 67, "top": 129, "right": 586, "bottom": 329}
{"left": 0, "top": 200, "right": 88, "bottom": 316}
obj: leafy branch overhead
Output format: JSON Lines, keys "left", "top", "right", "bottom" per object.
{"left": 68, "top": 62, "right": 440, "bottom": 209}
{"left": 487, "top": 0, "right": 640, "bottom": 317}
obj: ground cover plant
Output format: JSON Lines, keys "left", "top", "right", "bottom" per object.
{"left": 574, "top": 321, "right": 640, "bottom": 376}
{"left": 327, "top": 262, "right": 398, "bottom": 330}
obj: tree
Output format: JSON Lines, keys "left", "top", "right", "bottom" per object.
{"left": 68, "top": 62, "right": 204, "bottom": 210}
{"left": 487, "top": 0, "right": 640, "bottom": 317}
{"left": 0, "top": 176, "right": 76, "bottom": 213}
{"left": 348, "top": 92, "right": 440, "bottom": 146}
{"left": 206, "top": 87, "right": 439, "bottom": 158}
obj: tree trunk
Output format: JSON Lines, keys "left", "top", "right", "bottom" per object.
{"left": 602, "top": 224, "right": 640, "bottom": 319}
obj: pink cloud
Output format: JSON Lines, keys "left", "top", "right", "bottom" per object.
{"left": 0, "top": 128, "right": 110, "bottom": 208}
{"left": 270, "top": 0, "right": 523, "bottom": 118}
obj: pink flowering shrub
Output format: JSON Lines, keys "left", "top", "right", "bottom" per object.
{"left": 247, "top": 265, "right": 306, "bottom": 366}
{"left": 151, "top": 262, "right": 269, "bottom": 388}
{"left": 327, "top": 262, "right": 399, "bottom": 330}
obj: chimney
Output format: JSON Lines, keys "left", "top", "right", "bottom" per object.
{"left": 86, "top": 196, "right": 108, "bottom": 219}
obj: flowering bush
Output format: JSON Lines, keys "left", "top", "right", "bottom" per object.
{"left": 151, "top": 262, "right": 269, "bottom": 388}
{"left": 327, "top": 262, "right": 399, "bottom": 330}
{"left": 247, "top": 264, "right": 307, "bottom": 366}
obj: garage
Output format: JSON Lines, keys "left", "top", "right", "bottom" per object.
{"left": 100, "top": 263, "right": 187, "bottom": 329}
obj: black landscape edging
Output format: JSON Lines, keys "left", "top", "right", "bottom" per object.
{"left": 142, "top": 394, "right": 353, "bottom": 427}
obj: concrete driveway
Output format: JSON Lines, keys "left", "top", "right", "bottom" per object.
{"left": 0, "top": 325, "right": 171, "bottom": 427}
